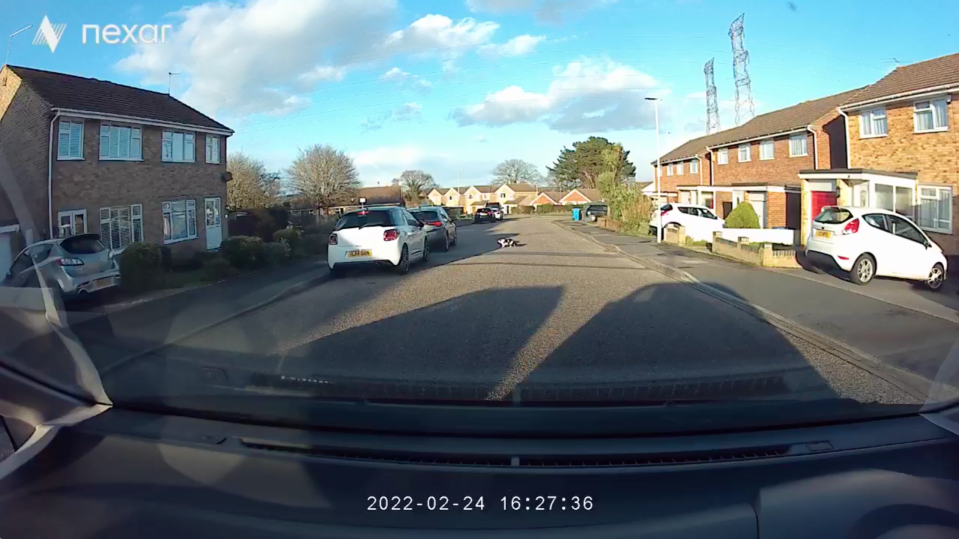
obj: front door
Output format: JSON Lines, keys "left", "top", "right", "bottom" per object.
{"left": 204, "top": 197, "right": 222, "bottom": 250}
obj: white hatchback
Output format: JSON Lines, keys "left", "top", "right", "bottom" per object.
{"left": 806, "top": 206, "right": 947, "bottom": 290}
{"left": 651, "top": 203, "right": 725, "bottom": 242}
{"left": 328, "top": 207, "right": 430, "bottom": 276}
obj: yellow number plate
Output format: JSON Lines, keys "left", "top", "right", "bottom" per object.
{"left": 347, "top": 249, "right": 372, "bottom": 258}
{"left": 814, "top": 230, "right": 832, "bottom": 239}
{"left": 91, "top": 277, "right": 113, "bottom": 290}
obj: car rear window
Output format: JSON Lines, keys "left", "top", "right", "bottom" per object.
{"left": 60, "top": 235, "right": 106, "bottom": 254}
{"left": 335, "top": 210, "right": 395, "bottom": 230}
{"left": 587, "top": 205, "right": 606, "bottom": 211}
{"left": 411, "top": 210, "right": 439, "bottom": 221}
{"left": 815, "top": 208, "right": 853, "bottom": 224}
{"left": 486, "top": 203, "right": 501, "bottom": 208}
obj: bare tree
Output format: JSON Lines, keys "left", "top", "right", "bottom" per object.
{"left": 491, "top": 159, "right": 543, "bottom": 187}
{"left": 394, "top": 170, "right": 436, "bottom": 206}
{"left": 227, "top": 152, "right": 280, "bottom": 210}
{"left": 288, "top": 145, "right": 360, "bottom": 209}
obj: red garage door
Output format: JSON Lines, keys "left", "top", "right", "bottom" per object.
{"left": 811, "top": 191, "right": 838, "bottom": 221}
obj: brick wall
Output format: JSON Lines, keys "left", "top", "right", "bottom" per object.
{"left": 712, "top": 134, "right": 814, "bottom": 187}
{"left": 0, "top": 68, "right": 52, "bottom": 245}
{"left": 715, "top": 191, "right": 732, "bottom": 218}
{"left": 52, "top": 118, "right": 229, "bottom": 255}
{"left": 847, "top": 94, "right": 959, "bottom": 252}
{"left": 656, "top": 156, "right": 704, "bottom": 192}
{"left": 766, "top": 192, "right": 786, "bottom": 228}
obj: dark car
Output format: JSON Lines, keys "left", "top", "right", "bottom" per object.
{"left": 410, "top": 207, "right": 457, "bottom": 251}
{"left": 473, "top": 207, "right": 495, "bottom": 223}
{"left": 585, "top": 204, "right": 609, "bottom": 222}
{"left": 484, "top": 202, "right": 504, "bottom": 220}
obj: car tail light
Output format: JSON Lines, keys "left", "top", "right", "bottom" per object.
{"left": 384, "top": 229, "right": 399, "bottom": 241}
{"left": 660, "top": 210, "right": 669, "bottom": 217}
{"left": 57, "top": 257, "right": 84, "bottom": 266}
{"left": 426, "top": 220, "right": 442, "bottom": 227}
{"left": 841, "top": 218, "right": 860, "bottom": 235}
{"left": 329, "top": 233, "right": 337, "bottom": 245}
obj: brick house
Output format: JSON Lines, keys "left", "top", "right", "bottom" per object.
{"left": 653, "top": 88, "right": 859, "bottom": 229}
{"left": 494, "top": 182, "right": 538, "bottom": 214}
{"left": 559, "top": 188, "right": 603, "bottom": 205}
{"left": 799, "top": 53, "right": 959, "bottom": 254}
{"left": 441, "top": 187, "right": 466, "bottom": 209}
{"left": 0, "top": 65, "right": 233, "bottom": 273}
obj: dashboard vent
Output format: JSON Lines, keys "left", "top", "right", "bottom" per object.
{"left": 240, "top": 438, "right": 790, "bottom": 468}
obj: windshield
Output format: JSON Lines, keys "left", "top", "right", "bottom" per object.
{"left": 0, "top": 1, "right": 956, "bottom": 435}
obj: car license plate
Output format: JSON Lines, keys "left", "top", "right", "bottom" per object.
{"left": 347, "top": 249, "right": 371, "bottom": 258}
{"left": 91, "top": 277, "right": 113, "bottom": 291}
{"left": 814, "top": 229, "right": 832, "bottom": 239}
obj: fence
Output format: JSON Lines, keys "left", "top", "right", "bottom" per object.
{"left": 711, "top": 233, "right": 801, "bottom": 268}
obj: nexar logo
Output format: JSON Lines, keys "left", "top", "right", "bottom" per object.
{"left": 33, "top": 15, "right": 171, "bottom": 53}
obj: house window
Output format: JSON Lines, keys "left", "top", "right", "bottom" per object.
{"left": 918, "top": 185, "right": 952, "bottom": 234}
{"left": 701, "top": 192, "right": 714, "bottom": 210}
{"left": 162, "top": 131, "right": 196, "bottom": 162}
{"left": 914, "top": 99, "right": 949, "bottom": 133}
{"left": 99, "top": 204, "right": 143, "bottom": 250}
{"left": 667, "top": 164, "right": 673, "bottom": 176}
{"left": 205, "top": 135, "right": 221, "bottom": 163}
{"left": 738, "top": 144, "right": 750, "bottom": 162}
{"left": 789, "top": 133, "right": 808, "bottom": 157}
{"left": 676, "top": 162, "right": 683, "bottom": 175}
{"left": 690, "top": 159, "right": 699, "bottom": 174}
{"left": 448, "top": 195, "right": 453, "bottom": 201}
{"left": 718, "top": 148, "right": 728, "bottom": 164}
{"left": 500, "top": 192, "right": 506, "bottom": 198}
{"left": 57, "top": 210, "right": 87, "bottom": 238}
{"left": 57, "top": 121, "right": 84, "bottom": 160}
{"left": 99, "top": 125, "right": 142, "bottom": 160}
{"left": 163, "top": 200, "right": 197, "bottom": 243}
{"left": 760, "top": 139, "right": 774, "bottom": 160}
{"left": 874, "top": 184, "right": 914, "bottom": 219}
{"left": 859, "top": 107, "right": 887, "bottom": 137}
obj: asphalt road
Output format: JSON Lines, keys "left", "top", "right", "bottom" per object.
{"left": 102, "top": 217, "right": 918, "bottom": 404}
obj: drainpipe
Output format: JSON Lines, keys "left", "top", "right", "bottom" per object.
{"left": 807, "top": 125, "right": 819, "bottom": 170}
{"left": 47, "top": 111, "right": 62, "bottom": 240}
{"left": 837, "top": 108, "right": 852, "bottom": 169}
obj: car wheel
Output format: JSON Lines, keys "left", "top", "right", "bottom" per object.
{"left": 394, "top": 245, "right": 410, "bottom": 275}
{"left": 450, "top": 232, "right": 457, "bottom": 246}
{"left": 850, "top": 254, "right": 875, "bottom": 285}
{"left": 442, "top": 232, "right": 450, "bottom": 251}
{"left": 926, "top": 263, "right": 945, "bottom": 291}
{"left": 422, "top": 241, "right": 431, "bottom": 263}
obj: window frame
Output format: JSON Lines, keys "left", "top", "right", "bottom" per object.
{"left": 666, "top": 164, "right": 673, "bottom": 176}
{"left": 57, "top": 209, "right": 87, "bottom": 238}
{"left": 717, "top": 148, "right": 729, "bottom": 165}
{"left": 690, "top": 159, "right": 699, "bottom": 174}
{"left": 161, "top": 130, "right": 196, "bottom": 163}
{"left": 859, "top": 107, "right": 888, "bottom": 138}
{"left": 675, "top": 162, "right": 683, "bottom": 175}
{"left": 873, "top": 183, "right": 915, "bottom": 220}
{"left": 162, "top": 199, "right": 198, "bottom": 244}
{"left": 99, "top": 124, "right": 142, "bottom": 161}
{"left": 205, "top": 135, "right": 221, "bottom": 164}
{"left": 759, "top": 139, "right": 774, "bottom": 160}
{"left": 738, "top": 143, "right": 751, "bottom": 163}
{"left": 99, "top": 204, "right": 143, "bottom": 251}
{"left": 57, "top": 120, "right": 84, "bottom": 160}
{"left": 788, "top": 133, "right": 808, "bottom": 157}
{"left": 887, "top": 214, "right": 927, "bottom": 245}
{"left": 918, "top": 185, "right": 952, "bottom": 234}
{"left": 913, "top": 99, "right": 949, "bottom": 134}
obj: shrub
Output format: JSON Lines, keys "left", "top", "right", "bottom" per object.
{"left": 724, "top": 202, "right": 761, "bottom": 229}
{"left": 300, "top": 233, "right": 326, "bottom": 256}
{"left": 220, "top": 235, "right": 264, "bottom": 269}
{"left": 263, "top": 241, "right": 291, "bottom": 266}
{"left": 119, "top": 242, "right": 163, "bottom": 292}
{"left": 192, "top": 250, "right": 220, "bottom": 266}
{"left": 202, "top": 256, "right": 238, "bottom": 281}
{"left": 535, "top": 204, "right": 554, "bottom": 214}
{"left": 273, "top": 228, "right": 301, "bottom": 252}
{"left": 516, "top": 205, "right": 534, "bottom": 214}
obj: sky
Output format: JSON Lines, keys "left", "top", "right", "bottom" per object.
{"left": 2, "top": 0, "right": 957, "bottom": 187}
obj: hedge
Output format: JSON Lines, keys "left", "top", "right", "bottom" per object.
{"left": 273, "top": 228, "right": 301, "bottom": 252}
{"left": 724, "top": 201, "right": 761, "bottom": 229}
{"left": 220, "top": 235, "right": 264, "bottom": 269}
{"left": 119, "top": 242, "right": 163, "bottom": 291}
{"left": 300, "top": 233, "right": 326, "bottom": 255}
{"left": 263, "top": 241, "right": 291, "bottom": 266}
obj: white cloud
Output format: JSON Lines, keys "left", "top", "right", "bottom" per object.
{"left": 466, "top": 0, "right": 535, "bottom": 13}
{"left": 380, "top": 67, "right": 433, "bottom": 93}
{"left": 452, "top": 57, "right": 661, "bottom": 133}
{"left": 379, "top": 15, "right": 499, "bottom": 60}
{"left": 351, "top": 145, "right": 428, "bottom": 168}
{"left": 349, "top": 144, "right": 492, "bottom": 186}
{"left": 299, "top": 66, "right": 348, "bottom": 83}
{"left": 361, "top": 102, "right": 423, "bottom": 131}
{"left": 536, "top": 0, "right": 617, "bottom": 24}
{"left": 478, "top": 35, "right": 545, "bottom": 57}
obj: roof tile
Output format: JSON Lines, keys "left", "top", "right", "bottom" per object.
{"left": 845, "top": 53, "right": 959, "bottom": 106}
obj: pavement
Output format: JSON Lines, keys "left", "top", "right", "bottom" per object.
{"left": 9, "top": 215, "right": 918, "bottom": 407}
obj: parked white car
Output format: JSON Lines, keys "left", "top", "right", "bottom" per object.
{"left": 651, "top": 203, "right": 725, "bottom": 242}
{"left": 806, "top": 206, "right": 947, "bottom": 290}
{"left": 328, "top": 207, "right": 429, "bottom": 276}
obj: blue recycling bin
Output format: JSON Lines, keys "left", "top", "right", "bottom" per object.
{"left": 572, "top": 208, "right": 582, "bottom": 221}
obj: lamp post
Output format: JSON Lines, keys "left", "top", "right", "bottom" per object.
{"left": 645, "top": 96, "right": 662, "bottom": 243}
{"left": 5, "top": 25, "right": 32, "bottom": 67}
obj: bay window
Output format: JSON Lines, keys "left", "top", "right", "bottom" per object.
{"left": 918, "top": 185, "right": 952, "bottom": 234}
{"left": 99, "top": 204, "right": 143, "bottom": 250}
{"left": 162, "top": 131, "right": 196, "bottom": 162}
{"left": 859, "top": 108, "right": 887, "bottom": 137}
{"left": 914, "top": 99, "right": 949, "bottom": 133}
{"left": 163, "top": 200, "right": 197, "bottom": 243}
{"left": 99, "top": 125, "right": 142, "bottom": 160}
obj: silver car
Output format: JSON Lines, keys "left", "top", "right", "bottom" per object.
{"left": 2, "top": 234, "right": 120, "bottom": 299}
{"left": 410, "top": 206, "right": 457, "bottom": 251}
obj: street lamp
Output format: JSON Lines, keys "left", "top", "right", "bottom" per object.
{"left": 6, "top": 25, "right": 32, "bottom": 67}
{"left": 645, "top": 96, "right": 662, "bottom": 243}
